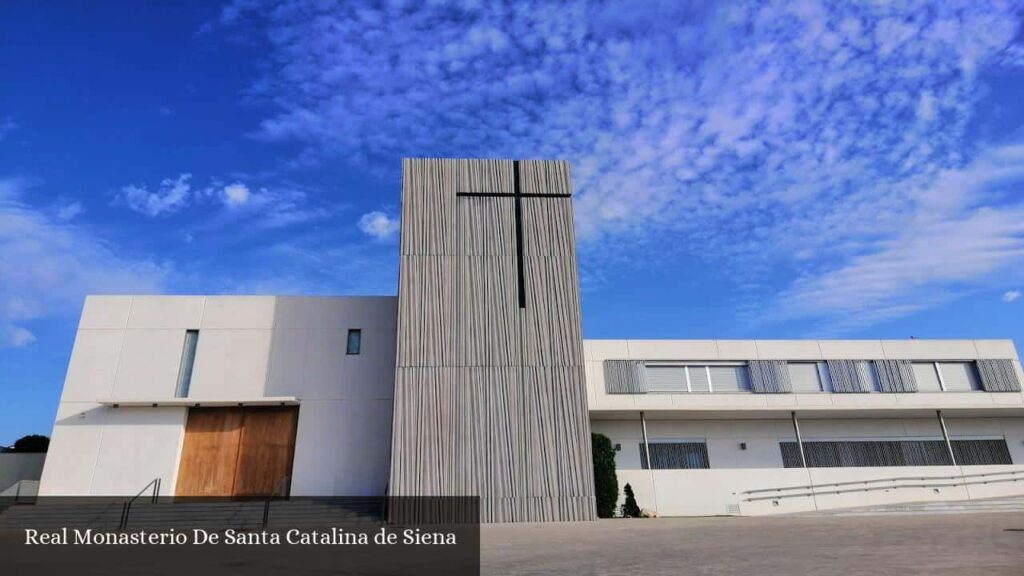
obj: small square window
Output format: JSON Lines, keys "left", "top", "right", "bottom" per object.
{"left": 346, "top": 329, "right": 362, "bottom": 355}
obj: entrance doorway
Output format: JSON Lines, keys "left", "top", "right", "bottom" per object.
{"left": 174, "top": 406, "right": 298, "bottom": 497}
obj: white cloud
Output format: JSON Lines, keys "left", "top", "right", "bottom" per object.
{"left": 3, "top": 325, "right": 35, "bottom": 347}
{"left": 0, "top": 178, "right": 168, "bottom": 348}
{"left": 115, "top": 173, "right": 330, "bottom": 230}
{"left": 116, "top": 174, "right": 192, "bottom": 216}
{"left": 56, "top": 201, "right": 83, "bottom": 221}
{"left": 772, "top": 143, "right": 1024, "bottom": 329}
{"left": 221, "top": 183, "right": 251, "bottom": 207}
{"left": 0, "top": 118, "right": 16, "bottom": 141}
{"left": 1004, "top": 290, "right": 1021, "bottom": 303}
{"left": 358, "top": 211, "right": 400, "bottom": 240}
{"left": 220, "top": 0, "right": 1024, "bottom": 330}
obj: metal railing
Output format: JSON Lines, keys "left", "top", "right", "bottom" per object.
{"left": 741, "top": 468, "right": 1024, "bottom": 502}
{"left": 262, "top": 475, "right": 291, "bottom": 529}
{"left": 119, "top": 478, "right": 161, "bottom": 531}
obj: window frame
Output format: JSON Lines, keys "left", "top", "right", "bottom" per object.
{"left": 643, "top": 362, "right": 751, "bottom": 394}
{"left": 174, "top": 329, "right": 199, "bottom": 398}
{"left": 787, "top": 361, "right": 825, "bottom": 393}
{"left": 934, "top": 361, "right": 983, "bottom": 392}
{"left": 346, "top": 329, "right": 362, "bottom": 355}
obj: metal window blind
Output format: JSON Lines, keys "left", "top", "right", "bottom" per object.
{"left": 749, "top": 360, "right": 792, "bottom": 393}
{"left": 976, "top": 359, "right": 1023, "bottom": 392}
{"left": 937, "top": 362, "right": 981, "bottom": 391}
{"left": 687, "top": 366, "right": 710, "bottom": 392}
{"left": 857, "top": 361, "right": 882, "bottom": 392}
{"left": 646, "top": 366, "right": 688, "bottom": 392}
{"left": 874, "top": 360, "right": 917, "bottom": 392}
{"left": 788, "top": 363, "right": 822, "bottom": 392}
{"left": 708, "top": 366, "right": 750, "bottom": 392}
{"left": 780, "top": 439, "right": 1012, "bottom": 468}
{"left": 912, "top": 363, "right": 942, "bottom": 391}
{"left": 604, "top": 360, "right": 648, "bottom": 394}
{"left": 639, "top": 442, "right": 710, "bottom": 470}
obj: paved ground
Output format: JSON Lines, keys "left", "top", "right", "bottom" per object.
{"left": 481, "top": 512, "right": 1024, "bottom": 575}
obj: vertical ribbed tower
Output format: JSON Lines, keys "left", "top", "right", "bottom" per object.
{"left": 389, "top": 158, "right": 596, "bottom": 522}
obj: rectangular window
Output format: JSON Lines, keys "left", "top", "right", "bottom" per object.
{"left": 780, "top": 439, "right": 1012, "bottom": 468}
{"left": 646, "top": 366, "right": 688, "bottom": 392}
{"left": 788, "top": 362, "right": 823, "bottom": 392}
{"left": 708, "top": 365, "right": 751, "bottom": 392}
{"left": 175, "top": 330, "right": 199, "bottom": 398}
{"left": 912, "top": 362, "right": 942, "bottom": 391}
{"left": 346, "top": 329, "right": 362, "bottom": 355}
{"left": 687, "top": 366, "right": 711, "bottom": 392}
{"left": 639, "top": 442, "right": 710, "bottom": 469}
{"left": 936, "top": 362, "right": 981, "bottom": 392}
{"left": 646, "top": 363, "right": 752, "bottom": 393}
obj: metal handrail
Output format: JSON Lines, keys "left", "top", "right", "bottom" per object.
{"left": 119, "top": 478, "right": 161, "bottom": 531}
{"left": 743, "top": 468, "right": 1024, "bottom": 495}
{"left": 262, "top": 475, "right": 291, "bottom": 529}
{"left": 741, "top": 469, "right": 1024, "bottom": 502}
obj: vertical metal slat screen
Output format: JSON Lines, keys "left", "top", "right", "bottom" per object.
{"left": 638, "top": 442, "right": 710, "bottom": 469}
{"left": 976, "top": 359, "right": 1023, "bottom": 392}
{"left": 826, "top": 360, "right": 865, "bottom": 393}
{"left": 748, "top": 360, "right": 792, "bottom": 393}
{"left": 603, "top": 360, "right": 648, "bottom": 394}
{"left": 873, "top": 360, "right": 918, "bottom": 393}
{"left": 780, "top": 439, "right": 1012, "bottom": 468}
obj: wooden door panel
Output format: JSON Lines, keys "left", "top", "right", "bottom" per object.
{"left": 175, "top": 408, "right": 243, "bottom": 497}
{"left": 232, "top": 407, "right": 298, "bottom": 497}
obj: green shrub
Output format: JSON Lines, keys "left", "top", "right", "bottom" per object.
{"left": 622, "top": 483, "right": 641, "bottom": 517}
{"left": 592, "top": 433, "right": 618, "bottom": 518}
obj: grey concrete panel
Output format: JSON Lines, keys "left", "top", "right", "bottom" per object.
{"left": 390, "top": 158, "right": 596, "bottom": 522}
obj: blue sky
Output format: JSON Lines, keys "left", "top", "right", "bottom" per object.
{"left": 2, "top": 0, "right": 1024, "bottom": 444}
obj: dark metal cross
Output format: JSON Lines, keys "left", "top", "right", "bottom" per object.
{"left": 456, "top": 160, "right": 571, "bottom": 309}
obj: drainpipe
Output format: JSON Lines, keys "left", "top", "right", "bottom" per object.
{"left": 791, "top": 410, "right": 817, "bottom": 511}
{"left": 790, "top": 411, "right": 807, "bottom": 468}
{"left": 937, "top": 410, "right": 957, "bottom": 466}
{"left": 640, "top": 411, "right": 659, "bottom": 515}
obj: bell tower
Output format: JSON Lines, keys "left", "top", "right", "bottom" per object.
{"left": 388, "top": 158, "right": 596, "bottom": 522}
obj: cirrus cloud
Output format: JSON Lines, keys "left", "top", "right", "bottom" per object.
{"left": 1, "top": 178, "right": 169, "bottom": 347}
{"left": 217, "top": 0, "right": 1024, "bottom": 331}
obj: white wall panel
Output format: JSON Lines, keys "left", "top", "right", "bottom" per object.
{"left": 200, "top": 296, "right": 276, "bottom": 329}
{"left": 188, "top": 329, "right": 272, "bottom": 399}
{"left": 89, "top": 407, "right": 186, "bottom": 496}
{"left": 290, "top": 400, "right": 394, "bottom": 496}
{"left": 38, "top": 403, "right": 106, "bottom": 496}
{"left": 127, "top": 296, "right": 204, "bottom": 329}
{"left": 112, "top": 329, "right": 188, "bottom": 399}
{"left": 78, "top": 296, "right": 132, "bottom": 330}
{"left": 60, "top": 330, "right": 124, "bottom": 402}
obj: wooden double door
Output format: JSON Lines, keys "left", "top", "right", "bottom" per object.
{"left": 175, "top": 407, "right": 299, "bottom": 497}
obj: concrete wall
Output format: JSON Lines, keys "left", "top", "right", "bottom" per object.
{"left": 0, "top": 453, "right": 47, "bottom": 493}
{"left": 39, "top": 295, "right": 397, "bottom": 497}
{"left": 592, "top": 416, "right": 1024, "bottom": 516}
{"left": 584, "top": 339, "right": 1024, "bottom": 413}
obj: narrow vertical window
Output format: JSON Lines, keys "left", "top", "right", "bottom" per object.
{"left": 346, "top": 329, "right": 362, "bottom": 355}
{"left": 175, "top": 330, "right": 199, "bottom": 398}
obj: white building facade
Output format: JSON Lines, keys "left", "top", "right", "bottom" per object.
{"left": 36, "top": 159, "right": 1024, "bottom": 520}
{"left": 587, "top": 339, "right": 1024, "bottom": 516}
